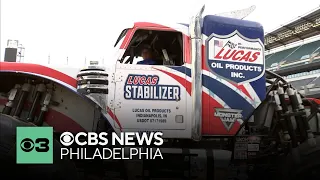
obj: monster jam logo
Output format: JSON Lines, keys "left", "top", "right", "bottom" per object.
{"left": 206, "top": 30, "right": 265, "bottom": 84}
{"left": 214, "top": 108, "right": 243, "bottom": 131}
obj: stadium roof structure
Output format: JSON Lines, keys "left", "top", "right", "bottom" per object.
{"left": 265, "top": 6, "right": 320, "bottom": 50}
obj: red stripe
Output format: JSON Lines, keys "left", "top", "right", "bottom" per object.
{"left": 183, "top": 35, "right": 192, "bottom": 64}
{"left": 0, "top": 98, "right": 85, "bottom": 133}
{"left": 120, "top": 29, "right": 134, "bottom": 49}
{"left": 154, "top": 68, "right": 191, "bottom": 95}
{"left": 307, "top": 98, "right": 320, "bottom": 105}
{"left": 1, "top": 62, "right": 76, "bottom": 87}
{"left": 229, "top": 82, "right": 253, "bottom": 100}
{"left": 120, "top": 22, "right": 176, "bottom": 53}
{"left": 107, "top": 107, "right": 122, "bottom": 131}
{"left": 202, "top": 45, "right": 210, "bottom": 71}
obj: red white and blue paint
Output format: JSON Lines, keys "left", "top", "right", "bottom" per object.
{"left": 0, "top": 15, "right": 266, "bottom": 138}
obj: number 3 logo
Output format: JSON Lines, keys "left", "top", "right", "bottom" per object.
{"left": 35, "top": 138, "right": 49, "bottom": 152}
{"left": 20, "top": 138, "right": 50, "bottom": 152}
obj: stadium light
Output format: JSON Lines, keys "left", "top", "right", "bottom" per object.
{"left": 7, "top": 40, "right": 18, "bottom": 48}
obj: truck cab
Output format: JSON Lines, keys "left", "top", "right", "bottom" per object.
{"left": 109, "top": 22, "right": 191, "bottom": 138}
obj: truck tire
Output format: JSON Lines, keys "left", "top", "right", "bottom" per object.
{"left": 0, "top": 113, "right": 79, "bottom": 180}
{"left": 282, "top": 137, "right": 320, "bottom": 180}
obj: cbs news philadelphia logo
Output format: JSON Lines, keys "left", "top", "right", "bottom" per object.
{"left": 16, "top": 127, "right": 53, "bottom": 164}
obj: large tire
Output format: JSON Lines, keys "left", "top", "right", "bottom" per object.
{"left": 282, "top": 137, "right": 320, "bottom": 180}
{"left": 0, "top": 114, "right": 79, "bottom": 179}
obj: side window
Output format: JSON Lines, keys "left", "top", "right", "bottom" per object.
{"left": 119, "top": 29, "right": 184, "bottom": 66}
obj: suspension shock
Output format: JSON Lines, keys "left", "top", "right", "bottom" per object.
{"left": 287, "top": 88, "right": 315, "bottom": 146}
{"left": 2, "top": 84, "right": 21, "bottom": 115}
{"left": 27, "top": 83, "right": 46, "bottom": 122}
{"left": 277, "top": 86, "right": 298, "bottom": 148}
{"left": 274, "top": 90, "right": 290, "bottom": 141}
{"left": 34, "top": 89, "right": 52, "bottom": 126}
{"left": 287, "top": 88, "right": 307, "bottom": 140}
{"left": 13, "top": 82, "right": 31, "bottom": 118}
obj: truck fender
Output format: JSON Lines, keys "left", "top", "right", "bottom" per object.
{"left": 0, "top": 71, "right": 114, "bottom": 132}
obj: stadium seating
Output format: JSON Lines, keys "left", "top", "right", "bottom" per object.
{"left": 284, "top": 41, "right": 320, "bottom": 63}
{"left": 289, "top": 77, "right": 316, "bottom": 89}
{"left": 266, "top": 40, "right": 320, "bottom": 68}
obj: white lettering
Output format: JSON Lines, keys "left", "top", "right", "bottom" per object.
{"left": 124, "top": 132, "right": 135, "bottom": 146}
{"left": 231, "top": 72, "right": 244, "bottom": 78}
{"left": 136, "top": 132, "right": 153, "bottom": 145}
{"left": 98, "top": 132, "right": 108, "bottom": 146}
{"left": 60, "top": 147, "right": 163, "bottom": 160}
{"left": 153, "top": 132, "right": 164, "bottom": 146}
{"left": 88, "top": 132, "right": 98, "bottom": 145}
{"left": 75, "top": 132, "right": 87, "bottom": 146}
{"left": 124, "top": 86, "right": 131, "bottom": 99}
{"left": 112, "top": 132, "right": 124, "bottom": 145}
{"left": 124, "top": 85, "right": 180, "bottom": 101}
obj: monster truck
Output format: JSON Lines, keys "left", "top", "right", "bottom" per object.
{"left": 1, "top": 5, "right": 320, "bottom": 180}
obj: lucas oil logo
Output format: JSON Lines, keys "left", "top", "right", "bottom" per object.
{"left": 124, "top": 74, "right": 181, "bottom": 101}
{"left": 206, "top": 30, "right": 264, "bottom": 84}
{"left": 214, "top": 108, "right": 243, "bottom": 131}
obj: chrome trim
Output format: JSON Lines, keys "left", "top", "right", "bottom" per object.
{"left": 190, "top": 5, "right": 205, "bottom": 141}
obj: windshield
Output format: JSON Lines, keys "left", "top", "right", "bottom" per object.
{"left": 114, "top": 29, "right": 129, "bottom": 47}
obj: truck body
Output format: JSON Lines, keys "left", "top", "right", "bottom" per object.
{"left": 0, "top": 9, "right": 265, "bottom": 138}
{"left": 1, "top": 5, "right": 320, "bottom": 180}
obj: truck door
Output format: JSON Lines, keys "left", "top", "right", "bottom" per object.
{"left": 113, "top": 28, "right": 188, "bottom": 136}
